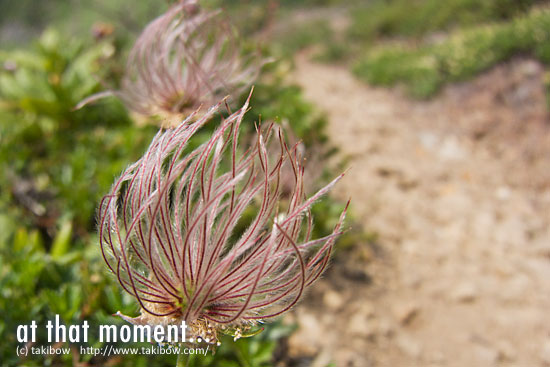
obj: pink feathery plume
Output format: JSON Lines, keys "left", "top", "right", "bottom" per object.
{"left": 98, "top": 93, "right": 347, "bottom": 344}
{"left": 78, "top": 0, "right": 260, "bottom": 123}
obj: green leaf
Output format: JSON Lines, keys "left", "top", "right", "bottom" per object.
{"left": 51, "top": 219, "right": 72, "bottom": 259}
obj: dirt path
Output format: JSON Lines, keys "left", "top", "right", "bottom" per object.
{"left": 286, "top": 53, "right": 550, "bottom": 366}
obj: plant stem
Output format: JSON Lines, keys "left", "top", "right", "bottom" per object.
{"left": 176, "top": 346, "right": 188, "bottom": 367}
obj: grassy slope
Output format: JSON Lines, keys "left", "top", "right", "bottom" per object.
{"left": 353, "top": 5, "right": 550, "bottom": 98}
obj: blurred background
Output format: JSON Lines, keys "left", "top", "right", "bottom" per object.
{"left": 1, "top": 0, "right": 550, "bottom": 366}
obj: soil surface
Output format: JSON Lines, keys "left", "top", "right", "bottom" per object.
{"left": 284, "top": 52, "right": 550, "bottom": 367}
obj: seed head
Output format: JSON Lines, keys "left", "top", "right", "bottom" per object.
{"left": 122, "top": 0, "right": 259, "bottom": 121}
{"left": 98, "top": 95, "right": 347, "bottom": 344}
{"left": 77, "top": 1, "right": 260, "bottom": 124}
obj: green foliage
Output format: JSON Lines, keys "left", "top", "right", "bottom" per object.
{"left": 184, "top": 322, "right": 296, "bottom": 367}
{"left": 271, "top": 19, "right": 334, "bottom": 58}
{"left": 0, "top": 215, "right": 296, "bottom": 366}
{"left": 0, "top": 29, "right": 157, "bottom": 237}
{"left": 0, "top": 214, "right": 135, "bottom": 366}
{"left": 314, "top": 42, "right": 350, "bottom": 63}
{"left": 0, "top": 0, "right": 167, "bottom": 48}
{"left": 348, "top": 0, "right": 537, "bottom": 41}
{"left": 247, "top": 73, "right": 329, "bottom": 146}
{"left": 353, "top": 7, "right": 550, "bottom": 98}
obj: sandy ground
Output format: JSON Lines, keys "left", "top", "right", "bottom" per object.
{"left": 284, "top": 53, "right": 550, "bottom": 367}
